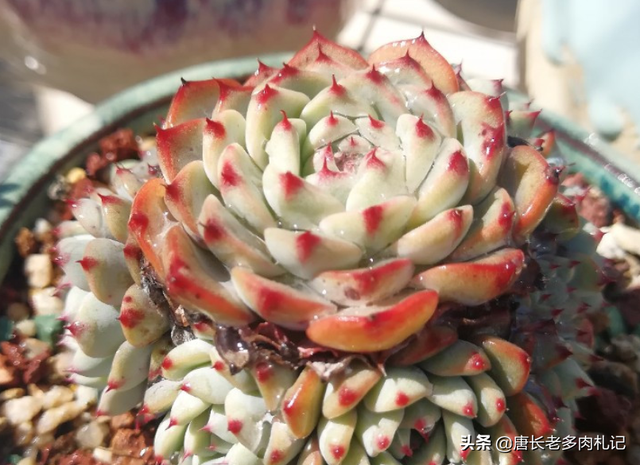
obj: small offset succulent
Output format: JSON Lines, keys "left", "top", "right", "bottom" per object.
{"left": 56, "top": 33, "right": 607, "bottom": 465}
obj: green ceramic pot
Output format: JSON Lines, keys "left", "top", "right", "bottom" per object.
{"left": 1, "top": 56, "right": 639, "bottom": 283}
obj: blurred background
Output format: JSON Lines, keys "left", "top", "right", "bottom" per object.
{"left": 0, "top": 0, "right": 638, "bottom": 181}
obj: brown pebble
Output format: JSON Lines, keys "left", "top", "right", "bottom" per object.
{"left": 110, "top": 429, "right": 146, "bottom": 457}
{"left": 67, "top": 178, "right": 95, "bottom": 202}
{"left": 0, "top": 354, "right": 19, "bottom": 387}
{"left": 86, "top": 129, "right": 139, "bottom": 178}
{"left": 99, "top": 128, "right": 138, "bottom": 162}
{"left": 1, "top": 340, "right": 27, "bottom": 369}
{"left": 39, "top": 231, "right": 58, "bottom": 256}
{"left": 23, "top": 350, "right": 51, "bottom": 385}
{"left": 85, "top": 153, "right": 106, "bottom": 179}
{"left": 15, "top": 228, "right": 38, "bottom": 257}
{"left": 110, "top": 427, "right": 155, "bottom": 463}
{"left": 110, "top": 412, "right": 135, "bottom": 430}
{"left": 37, "top": 430, "right": 76, "bottom": 465}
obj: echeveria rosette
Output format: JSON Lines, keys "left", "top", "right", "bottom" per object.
{"left": 56, "top": 32, "right": 607, "bottom": 465}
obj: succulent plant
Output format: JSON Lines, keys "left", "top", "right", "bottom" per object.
{"left": 56, "top": 32, "right": 607, "bottom": 465}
